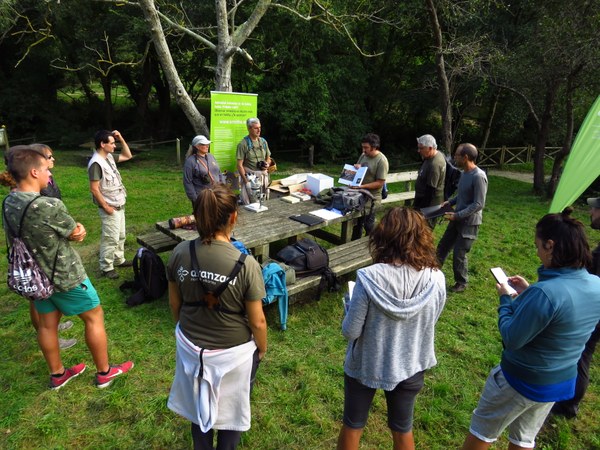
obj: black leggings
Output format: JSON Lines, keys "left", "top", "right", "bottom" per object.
{"left": 342, "top": 371, "right": 425, "bottom": 433}
{"left": 191, "top": 349, "right": 260, "bottom": 450}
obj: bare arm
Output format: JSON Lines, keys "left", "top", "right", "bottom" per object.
{"left": 246, "top": 300, "right": 267, "bottom": 360}
{"left": 68, "top": 222, "right": 87, "bottom": 242}
{"left": 89, "top": 180, "right": 114, "bottom": 214}
{"left": 113, "top": 130, "right": 133, "bottom": 163}
{"left": 168, "top": 281, "right": 183, "bottom": 322}
{"left": 237, "top": 159, "right": 248, "bottom": 183}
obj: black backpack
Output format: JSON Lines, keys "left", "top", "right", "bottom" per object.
{"left": 276, "top": 238, "right": 329, "bottom": 277}
{"left": 444, "top": 156, "right": 462, "bottom": 200}
{"left": 120, "top": 247, "right": 168, "bottom": 306}
{"left": 275, "top": 238, "right": 339, "bottom": 298}
{"left": 318, "top": 187, "right": 375, "bottom": 216}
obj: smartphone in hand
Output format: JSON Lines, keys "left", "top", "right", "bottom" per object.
{"left": 490, "top": 267, "right": 517, "bottom": 296}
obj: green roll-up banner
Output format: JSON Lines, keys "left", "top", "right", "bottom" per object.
{"left": 210, "top": 92, "right": 258, "bottom": 176}
{"left": 549, "top": 95, "right": 600, "bottom": 213}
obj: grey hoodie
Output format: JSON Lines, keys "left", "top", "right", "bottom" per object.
{"left": 342, "top": 263, "right": 446, "bottom": 390}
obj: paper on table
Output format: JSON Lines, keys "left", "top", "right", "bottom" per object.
{"left": 310, "top": 208, "right": 343, "bottom": 220}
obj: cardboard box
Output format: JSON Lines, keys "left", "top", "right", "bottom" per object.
{"left": 269, "top": 180, "right": 305, "bottom": 198}
{"left": 306, "top": 173, "right": 334, "bottom": 196}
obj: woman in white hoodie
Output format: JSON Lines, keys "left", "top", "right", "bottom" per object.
{"left": 337, "top": 207, "right": 446, "bottom": 450}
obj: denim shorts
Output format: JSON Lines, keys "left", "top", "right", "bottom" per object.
{"left": 469, "top": 365, "right": 554, "bottom": 448}
{"left": 34, "top": 278, "right": 101, "bottom": 316}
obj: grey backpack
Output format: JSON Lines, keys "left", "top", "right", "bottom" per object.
{"left": 3, "top": 196, "right": 56, "bottom": 301}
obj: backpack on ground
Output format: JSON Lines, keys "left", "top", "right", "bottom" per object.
{"left": 444, "top": 156, "right": 462, "bottom": 200}
{"left": 120, "top": 247, "right": 168, "bottom": 306}
{"left": 3, "top": 196, "right": 56, "bottom": 301}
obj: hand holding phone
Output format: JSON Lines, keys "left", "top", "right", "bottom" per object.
{"left": 490, "top": 267, "right": 517, "bottom": 296}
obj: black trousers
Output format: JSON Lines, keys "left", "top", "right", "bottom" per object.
{"left": 553, "top": 321, "right": 600, "bottom": 416}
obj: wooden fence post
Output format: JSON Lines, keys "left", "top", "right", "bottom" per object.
{"left": 176, "top": 138, "right": 181, "bottom": 165}
{"left": 308, "top": 144, "right": 314, "bottom": 168}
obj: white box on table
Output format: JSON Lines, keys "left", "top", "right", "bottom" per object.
{"left": 306, "top": 173, "right": 334, "bottom": 196}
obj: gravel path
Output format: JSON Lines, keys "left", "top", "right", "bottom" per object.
{"left": 487, "top": 170, "right": 533, "bottom": 184}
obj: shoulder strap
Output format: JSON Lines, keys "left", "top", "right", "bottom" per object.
{"left": 3, "top": 195, "right": 58, "bottom": 282}
{"left": 2, "top": 195, "right": 39, "bottom": 239}
{"left": 187, "top": 240, "right": 247, "bottom": 314}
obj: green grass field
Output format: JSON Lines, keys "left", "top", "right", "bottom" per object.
{"left": 0, "top": 148, "right": 598, "bottom": 449}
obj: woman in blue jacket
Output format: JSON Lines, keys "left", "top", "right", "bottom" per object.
{"left": 462, "top": 209, "right": 600, "bottom": 450}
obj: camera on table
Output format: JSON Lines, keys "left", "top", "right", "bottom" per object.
{"left": 256, "top": 160, "right": 268, "bottom": 170}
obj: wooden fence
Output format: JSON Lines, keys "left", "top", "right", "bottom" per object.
{"left": 478, "top": 146, "right": 562, "bottom": 167}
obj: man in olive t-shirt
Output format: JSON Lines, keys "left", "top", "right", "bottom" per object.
{"left": 351, "top": 133, "right": 389, "bottom": 240}
{"left": 414, "top": 134, "right": 446, "bottom": 210}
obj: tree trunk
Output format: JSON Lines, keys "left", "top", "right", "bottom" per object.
{"left": 481, "top": 90, "right": 500, "bottom": 150}
{"left": 100, "top": 76, "right": 113, "bottom": 129}
{"left": 425, "top": 0, "right": 453, "bottom": 153}
{"left": 138, "top": 0, "right": 209, "bottom": 135}
{"left": 547, "top": 73, "right": 578, "bottom": 197}
{"left": 533, "top": 80, "right": 560, "bottom": 194}
{"left": 215, "top": 43, "right": 233, "bottom": 92}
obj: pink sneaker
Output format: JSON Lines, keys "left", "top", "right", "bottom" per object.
{"left": 95, "top": 361, "right": 134, "bottom": 388}
{"left": 49, "top": 363, "right": 87, "bottom": 390}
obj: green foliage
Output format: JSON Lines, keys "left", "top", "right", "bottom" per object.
{"left": 0, "top": 152, "right": 599, "bottom": 448}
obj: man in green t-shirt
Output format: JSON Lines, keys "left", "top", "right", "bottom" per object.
{"left": 4, "top": 147, "right": 133, "bottom": 390}
{"left": 351, "top": 133, "right": 389, "bottom": 240}
{"left": 236, "top": 118, "right": 272, "bottom": 205}
{"left": 414, "top": 134, "right": 446, "bottom": 209}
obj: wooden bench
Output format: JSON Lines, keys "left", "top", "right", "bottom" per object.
{"left": 287, "top": 236, "right": 372, "bottom": 297}
{"left": 136, "top": 231, "right": 179, "bottom": 253}
{"left": 381, "top": 170, "right": 419, "bottom": 205}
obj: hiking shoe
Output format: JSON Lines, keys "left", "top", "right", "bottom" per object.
{"left": 116, "top": 260, "right": 133, "bottom": 268}
{"left": 451, "top": 283, "right": 467, "bottom": 293}
{"left": 96, "top": 361, "right": 134, "bottom": 388}
{"left": 58, "top": 320, "right": 74, "bottom": 332}
{"left": 49, "top": 363, "right": 86, "bottom": 390}
{"left": 102, "top": 269, "right": 119, "bottom": 279}
{"left": 59, "top": 338, "right": 78, "bottom": 349}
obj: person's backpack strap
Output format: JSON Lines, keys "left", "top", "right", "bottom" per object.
{"left": 186, "top": 240, "right": 247, "bottom": 314}
{"left": 3, "top": 195, "right": 58, "bottom": 283}
{"left": 356, "top": 188, "right": 375, "bottom": 216}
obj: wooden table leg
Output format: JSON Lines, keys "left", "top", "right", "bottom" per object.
{"left": 252, "top": 243, "right": 270, "bottom": 263}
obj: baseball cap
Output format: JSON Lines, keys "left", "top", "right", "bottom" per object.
{"left": 587, "top": 197, "right": 600, "bottom": 208}
{"left": 192, "top": 135, "right": 211, "bottom": 146}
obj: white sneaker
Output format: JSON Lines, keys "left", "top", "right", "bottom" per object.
{"left": 58, "top": 320, "right": 74, "bottom": 332}
{"left": 59, "top": 338, "right": 77, "bottom": 349}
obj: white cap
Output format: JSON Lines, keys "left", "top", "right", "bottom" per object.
{"left": 192, "top": 135, "right": 211, "bottom": 146}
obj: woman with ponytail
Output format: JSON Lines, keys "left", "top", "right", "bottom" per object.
{"left": 462, "top": 209, "right": 600, "bottom": 450}
{"left": 166, "top": 184, "right": 267, "bottom": 450}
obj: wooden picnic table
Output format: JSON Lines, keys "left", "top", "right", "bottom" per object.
{"left": 154, "top": 197, "right": 364, "bottom": 262}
